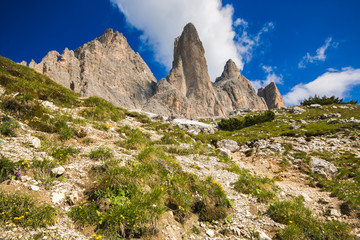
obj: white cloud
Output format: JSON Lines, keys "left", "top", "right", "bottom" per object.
{"left": 110, "top": 0, "right": 273, "bottom": 81}
{"left": 283, "top": 67, "right": 360, "bottom": 106}
{"left": 298, "top": 37, "right": 338, "bottom": 68}
{"left": 250, "top": 65, "right": 283, "bottom": 90}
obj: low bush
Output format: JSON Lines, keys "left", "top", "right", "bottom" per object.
{"left": 301, "top": 95, "right": 358, "bottom": 106}
{"left": 218, "top": 110, "right": 275, "bottom": 131}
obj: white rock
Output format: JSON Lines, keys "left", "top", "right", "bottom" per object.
{"left": 309, "top": 104, "right": 322, "bottom": 109}
{"left": 30, "top": 185, "right": 40, "bottom": 191}
{"left": 329, "top": 209, "right": 341, "bottom": 217}
{"left": 254, "top": 230, "right": 271, "bottom": 240}
{"left": 52, "top": 192, "right": 65, "bottom": 204}
{"left": 67, "top": 191, "right": 79, "bottom": 205}
{"left": 301, "top": 193, "right": 313, "bottom": 202}
{"left": 29, "top": 136, "right": 41, "bottom": 149}
{"left": 217, "top": 139, "right": 239, "bottom": 152}
{"left": 206, "top": 229, "right": 215, "bottom": 238}
{"left": 51, "top": 166, "right": 66, "bottom": 176}
{"left": 219, "top": 148, "right": 231, "bottom": 158}
{"left": 310, "top": 157, "right": 338, "bottom": 179}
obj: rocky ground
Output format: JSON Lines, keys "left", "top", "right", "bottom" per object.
{"left": 0, "top": 100, "right": 359, "bottom": 240}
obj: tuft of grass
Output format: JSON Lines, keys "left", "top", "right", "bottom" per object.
{"left": 0, "top": 156, "right": 16, "bottom": 182}
{"left": 117, "top": 128, "right": 151, "bottom": 150}
{"left": 0, "top": 190, "right": 58, "bottom": 228}
{"left": 81, "top": 97, "right": 126, "bottom": 122}
{"left": 89, "top": 147, "right": 113, "bottom": 161}
{"left": 234, "top": 169, "right": 277, "bottom": 202}
{"left": 269, "top": 197, "right": 353, "bottom": 240}
{"left": 51, "top": 146, "right": 79, "bottom": 164}
{"left": 31, "top": 158, "right": 58, "bottom": 190}
{"left": 0, "top": 115, "right": 19, "bottom": 136}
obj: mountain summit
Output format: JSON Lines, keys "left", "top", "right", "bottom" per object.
{"left": 214, "top": 59, "right": 268, "bottom": 113}
{"left": 143, "top": 23, "right": 226, "bottom": 118}
{"left": 27, "top": 29, "right": 157, "bottom": 110}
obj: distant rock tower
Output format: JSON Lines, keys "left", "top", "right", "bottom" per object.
{"left": 257, "top": 82, "right": 285, "bottom": 109}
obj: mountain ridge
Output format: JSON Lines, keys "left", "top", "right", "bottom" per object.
{"left": 23, "top": 24, "right": 284, "bottom": 118}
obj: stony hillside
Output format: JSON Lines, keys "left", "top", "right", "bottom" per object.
{"left": 0, "top": 56, "right": 359, "bottom": 240}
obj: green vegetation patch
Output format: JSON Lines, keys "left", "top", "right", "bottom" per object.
{"left": 218, "top": 110, "right": 275, "bottom": 131}
{"left": 233, "top": 169, "right": 277, "bottom": 202}
{"left": 0, "top": 156, "right": 16, "bottom": 182}
{"left": 269, "top": 197, "right": 353, "bottom": 240}
{"left": 117, "top": 127, "right": 151, "bottom": 150}
{"left": 0, "top": 190, "right": 58, "bottom": 229}
{"left": 301, "top": 95, "right": 358, "bottom": 106}
{"left": 89, "top": 147, "right": 113, "bottom": 161}
{"left": 0, "top": 56, "right": 79, "bottom": 107}
{"left": 0, "top": 115, "right": 19, "bottom": 137}
{"left": 81, "top": 97, "right": 126, "bottom": 122}
{"left": 310, "top": 151, "right": 360, "bottom": 210}
{"left": 69, "top": 147, "right": 231, "bottom": 239}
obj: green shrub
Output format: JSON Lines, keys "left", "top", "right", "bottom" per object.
{"left": 301, "top": 95, "right": 358, "bottom": 106}
{"left": 0, "top": 116, "right": 19, "bottom": 136}
{"left": 0, "top": 190, "right": 58, "bottom": 228}
{"left": 89, "top": 147, "right": 113, "bottom": 161}
{"left": 218, "top": 110, "right": 275, "bottom": 131}
{"left": 0, "top": 156, "right": 16, "bottom": 182}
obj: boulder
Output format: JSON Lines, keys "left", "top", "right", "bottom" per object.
{"left": 217, "top": 139, "right": 239, "bottom": 152}
{"left": 310, "top": 157, "right": 337, "bottom": 179}
{"left": 51, "top": 166, "right": 66, "bottom": 176}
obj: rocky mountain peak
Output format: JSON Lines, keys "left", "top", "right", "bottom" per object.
{"left": 257, "top": 82, "right": 285, "bottom": 109}
{"left": 213, "top": 60, "right": 268, "bottom": 113}
{"left": 97, "top": 28, "right": 124, "bottom": 45}
{"left": 26, "top": 28, "right": 157, "bottom": 110}
{"left": 143, "top": 23, "right": 225, "bottom": 117}
{"left": 216, "top": 59, "right": 240, "bottom": 82}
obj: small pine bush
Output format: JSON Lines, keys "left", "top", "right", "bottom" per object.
{"left": 218, "top": 110, "right": 275, "bottom": 131}
{"left": 301, "top": 95, "right": 358, "bottom": 106}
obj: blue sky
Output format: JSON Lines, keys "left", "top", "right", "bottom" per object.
{"left": 1, "top": 0, "right": 359, "bottom": 105}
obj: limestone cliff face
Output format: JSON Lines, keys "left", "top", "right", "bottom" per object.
{"left": 28, "top": 29, "right": 157, "bottom": 109}
{"left": 143, "top": 23, "right": 226, "bottom": 118}
{"left": 214, "top": 59, "right": 268, "bottom": 112}
{"left": 258, "top": 82, "right": 285, "bottom": 109}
